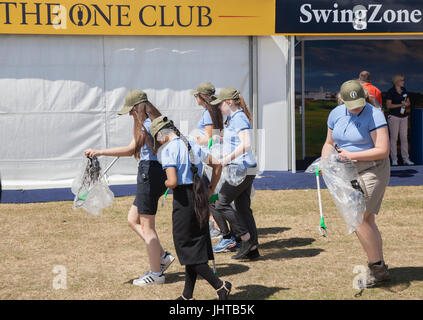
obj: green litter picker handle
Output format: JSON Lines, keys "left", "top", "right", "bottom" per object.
{"left": 315, "top": 168, "right": 328, "bottom": 237}
{"left": 207, "top": 136, "right": 218, "bottom": 203}
{"left": 161, "top": 188, "right": 169, "bottom": 207}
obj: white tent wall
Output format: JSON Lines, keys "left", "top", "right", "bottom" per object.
{"left": 0, "top": 35, "right": 106, "bottom": 189}
{"left": 0, "top": 35, "right": 253, "bottom": 190}
{"left": 102, "top": 36, "right": 250, "bottom": 180}
{"left": 257, "top": 36, "right": 290, "bottom": 171}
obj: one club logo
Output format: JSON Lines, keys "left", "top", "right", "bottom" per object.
{"left": 69, "top": 4, "right": 91, "bottom": 26}
{"left": 350, "top": 91, "right": 358, "bottom": 99}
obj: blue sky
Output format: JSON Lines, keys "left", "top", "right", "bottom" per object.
{"left": 297, "top": 40, "right": 423, "bottom": 94}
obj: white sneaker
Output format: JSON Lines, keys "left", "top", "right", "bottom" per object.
{"left": 403, "top": 158, "right": 415, "bottom": 166}
{"left": 160, "top": 251, "right": 175, "bottom": 273}
{"left": 391, "top": 159, "right": 398, "bottom": 166}
{"left": 133, "top": 271, "right": 165, "bottom": 286}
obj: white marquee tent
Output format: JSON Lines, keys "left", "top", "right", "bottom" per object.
{"left": 0, "top": 35, "right": 294, "bottom": 194}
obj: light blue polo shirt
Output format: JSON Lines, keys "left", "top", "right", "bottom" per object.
{"left": 327, "top": 103, "right": 387, "bottom": 152}
{"left": 197, "top": 109, "right": 213, "bottom": 137}
{"left": 223, "top": 110, "right": 256, "bottom": 168}
{"left": 158, "top": 136, "right": 209, "bottom": 185}
{"left": 139, "top": 118, "right": 158, "bottom": 162}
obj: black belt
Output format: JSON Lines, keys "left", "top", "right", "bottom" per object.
{"left": 175, "top": 184, "right": 193, "bottom": 190}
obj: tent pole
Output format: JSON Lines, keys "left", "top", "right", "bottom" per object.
{"left": 249, "top": 36, "right": 259, "bottom": 157}
{"left": 301, "top": 40, "right": 306, "bottom": 160}
{"left": 288, "top": 36, "right": 296, "bottom": 173}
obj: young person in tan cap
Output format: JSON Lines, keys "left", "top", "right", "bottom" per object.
{"left": 150, "top": 116, "right": 232, "bottom": 300}
{"left": 321, "top": 80, "right": 390, "bottom": 287}
{"left": 191, "top": 82, "right": 224, "bottom": 239}
{"left": 84, "top": 90, "right": 175, "bottom": 286}
{"left": 209, "top": 88, "right": 259, "bottom": 260}
{"left": 190, "top": 82, "right": 224, "bottom": 146}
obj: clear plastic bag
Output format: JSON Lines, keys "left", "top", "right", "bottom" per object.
{"left": 223, "top": 163, "right": 247, "bottom": 186}
{"left": 319, "top": 150, "right": 366, "bottom": 234}
{"left": 202, "top": 142, "right": 225, "bottom": 194}
{"left": 305, "top": 157, "right": 321, "bottom": 174}
{"left": 71, "top": 157, "right": 114, "bottom": 216}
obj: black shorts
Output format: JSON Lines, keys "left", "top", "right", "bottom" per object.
{"left": 133, "top": 160, "right": 167, "bottom": 215}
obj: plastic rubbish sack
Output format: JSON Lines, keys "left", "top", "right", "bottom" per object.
{"left": 224, "top": 164, "right": 247, "bottom": 186}
{"left": 71, "top": 157, "right": 114, "bottom": 216}
{"left": 202, "top": 141, "right": 225, "bottom": 194}
{"left": 318, "top": 150, "right": 366, "bottom": 234}
{"left": 305, "top": 157, "right": 321, "bottom": 174}
{"left": 202, "top": 140, "right": 248, "bottom": 188}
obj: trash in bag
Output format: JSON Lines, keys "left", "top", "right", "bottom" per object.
{"left": 224, "top": 163, "right": 247, "bottom": 186}
{"left": 205, "top": 140, "right": 248, "bottom": 187}
{"left": 305, "top": 157, "right": 321, "bottom": 174}
{"left": 319, "top": 150, "right": 366, "bottom": 234}
{"left": 71, "top": 157, "right": 114, "bottom": 216}
{"left": 202, "top": 141, "right": 225, "bottom": 194}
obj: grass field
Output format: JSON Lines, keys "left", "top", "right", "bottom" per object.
{"left": 1, "top": 186, "right": 422, "bottom": 300}
{"left": 295, "top": 99, "right": 336, "bottom": 159}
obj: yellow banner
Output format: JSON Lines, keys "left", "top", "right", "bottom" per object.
{"left": 0, "top": 0, "right": 275, "bottom": 36}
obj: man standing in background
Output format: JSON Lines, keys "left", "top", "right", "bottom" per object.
{"left": 359, "top": 71, "right": 383, "bottom": 109}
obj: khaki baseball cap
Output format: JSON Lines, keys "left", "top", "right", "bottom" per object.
{"left": 210, "top": 87, "right": 240, "bottom": 105}
{"left": 190, "top": 82, "right": 216, "bottom": 96}
{"left": 340, "top": 80, "right": 366, "bottom": 110}
{"left": 118, "top": 90, "right": 148, "bottom": 115}
{"left": 150, "top": 115, "right": 172, "bottom": 149}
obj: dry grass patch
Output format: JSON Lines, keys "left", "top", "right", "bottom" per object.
{"left": 1, "top": 186, "right": 422, "bottom": 300}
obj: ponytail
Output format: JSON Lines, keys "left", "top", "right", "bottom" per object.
{"left": 235, "top": 93, "right": 253, "bottom": 123}
{"left": 163, "top": 123, "right": 210, "bottom": 229}
{"left": 198, "top": 93, "right": 224, "bottom": 130}
{"left": 133, "top": 117, "right": 149, "bottom": 160}
{"left": 133, "top": 101, "right": 162, "bottom": 159}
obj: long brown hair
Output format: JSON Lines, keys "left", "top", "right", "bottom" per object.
{"left": 132, "top": 101, "right": 162, "bottom": 159}
{"left": 155, "top": 122, "right": 209, "bottom": 229}
{"left": 197, "top": 93, "right": 224, "bottom": 130}
{"left": 233, "top": 93, "right": 253, "bottom": 123}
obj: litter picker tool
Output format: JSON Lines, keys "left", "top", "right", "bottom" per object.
{"left": 77, "top": 156, "right": 119, "bottom": 201}
{"left": 208, "top": 136, "right": 217, "bottom": 275}
{"left": 161, "top": 188, "right": 169, "bottom": 207}
{"left": 72, "top": 156, "right": 119, "bottom": 215}
{"left": 315, "top": 167, "right": 328, "bottom": 237}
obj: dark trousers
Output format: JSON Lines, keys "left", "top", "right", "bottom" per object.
{"left": 183, "top": 263, "right": 222, "bottom": 299}
{"left": 210, "top": 175, "right": 258, "bottom": 246}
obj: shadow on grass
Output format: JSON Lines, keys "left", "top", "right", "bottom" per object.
{"left": 257, "top": 237, "right": 324, "bottom": 261}
{"left": 260, "top": 248, "right": 324, "bottom": 260}
{"left": 377, "top": 267, "right": 423, "bottom": 293}
{"left": 212, "top": 263, "right": 250, "bottom": 277}
{"left": 260, "top": 237, "right": 316, "bottom": 249}
{"left": 129, "top": 263, "right": 251, "bottom": 285}
{"left": 257, "top": 227, "right": 291, "bottom": 236}
{"left": 228, "top": 284, "right": 289, "bottom": 300}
